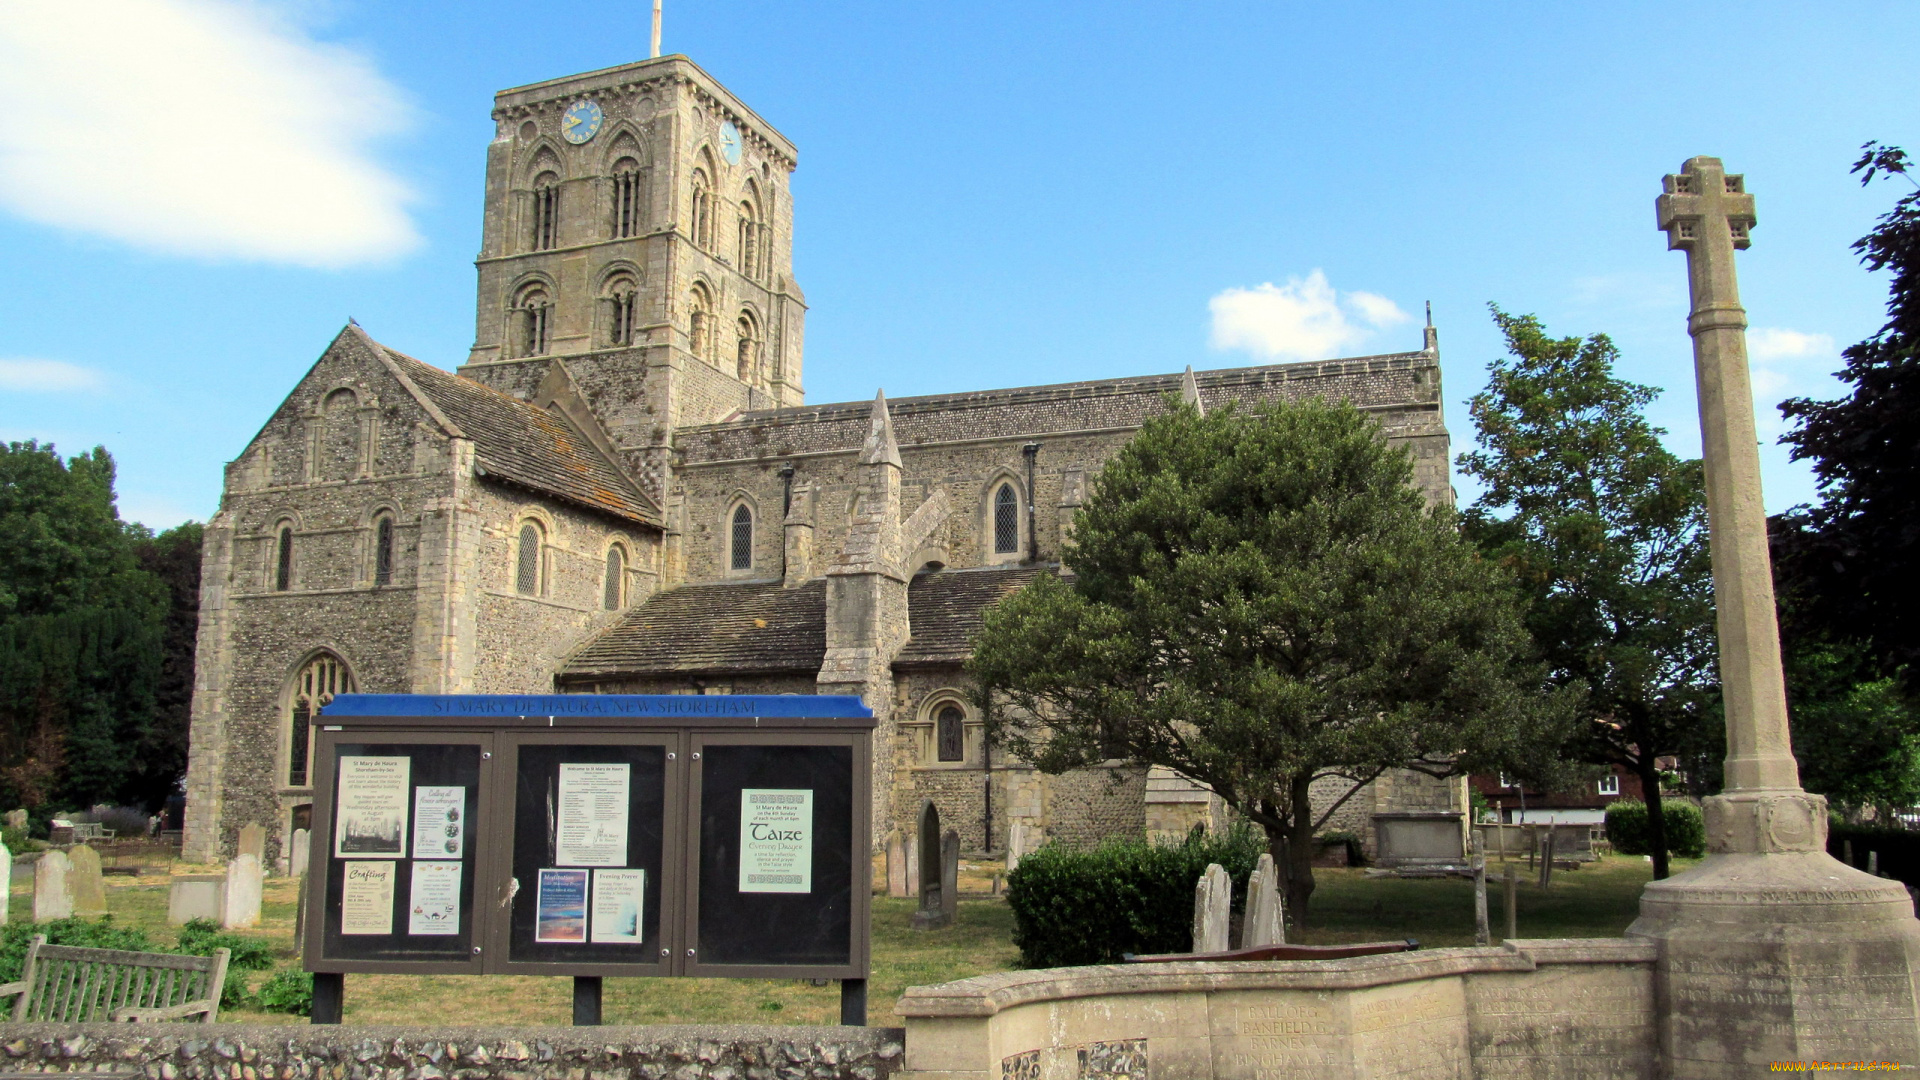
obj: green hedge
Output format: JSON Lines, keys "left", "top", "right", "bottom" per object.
{"left": 1829, "top": 823, "right": 1920, "bottom": 889}
{"left": 1005, "top": 826, "right": 1267, "bottom": 968}
{"left": 1603, "top": 800, "right": 1705, "bottom": 858}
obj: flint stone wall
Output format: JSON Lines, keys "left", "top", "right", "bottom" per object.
{"left": 0, "top": 1025, "right": 904, "bottom": 1080}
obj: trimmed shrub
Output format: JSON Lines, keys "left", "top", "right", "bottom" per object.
{"left": 1005, "top": 825, "right": 1267, "bottom": 968}
{"left": 1604, "top": 800, "right": 1705, "bottom": 858}
{"left": 1829, "top": 823, "right": 1920, "bottom": 889}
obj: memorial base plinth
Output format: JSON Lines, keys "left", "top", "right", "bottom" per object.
{"left": 1628, "top": 849, "right": 1920, "bottom": 1078}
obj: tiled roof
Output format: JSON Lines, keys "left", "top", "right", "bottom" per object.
{"left": 896, "top": 565, "right": 1050, "bottom": 666}
{"left": 380, "top": 345, "right": 658, "bottom": 525}
{"left": 562, "top": 579, "right": 827, "bottom": 677}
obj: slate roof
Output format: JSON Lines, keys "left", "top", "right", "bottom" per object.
{"left": 376, "top": 341, "right": 659, "bottom": 525}
{"left": 895, "top": 565, "right": 1050, "bottom": 666}
{"left": 562, "top": 579, "right": 828, "bottom": 677}
{"left": 559, "top": 565, "right": 1049, "bottom": 680}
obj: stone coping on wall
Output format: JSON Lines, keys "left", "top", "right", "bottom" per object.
{"left": 893, "top": 937, "right": 1658, "bottom": 1018}
{"left": 0, "top": 1024, "right": 906, "bottom": 1080}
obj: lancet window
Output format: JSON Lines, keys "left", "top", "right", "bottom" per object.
{"left": 516, "top": 521, "right": 544, "bottom": 596}
{"left": 275, "top": 526, "right": 294, "bottom": 591}
{"left": 730, "top": 504, "right": 753, "bottom": 571}
{"left": 606, "top": 275, "right": 639, "bottom": 346}
{"left": 611, "top": 157, "right": 644, "bottom": 239}
{"left": 373, "top": 514, "right": 395, "bottom": 586}
{"left": 604, "top": 545, "right": 625, "bottom": 610}
{"left": 517, "top": 285, "right": 552, "bottom": 357}
{"left": 531, "top": 172, "right": 560, "bottom": 251}
{"left": 993, "top": 484, "right": 1019, "bottom": 555}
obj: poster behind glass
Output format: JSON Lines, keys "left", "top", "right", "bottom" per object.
{"left": 321, "top": 743, "right": 482, "bottom": 962}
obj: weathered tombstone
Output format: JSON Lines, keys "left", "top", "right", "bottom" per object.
{"left": 33, "top": 850, "right": 72, "bottom": 922}
{"left": 222, "top": 853, "right": 263, "bottom": 929}
{"left": 939, "top": 828, "right": 960, "bottom": 926}
{"left": 886, "top": 833, "right": 911, "bottom": 898}
{"left": 3, "top": 809, "right": 25, "bottom": 833}
{"left": 1191, "top": 862, "right": 1230, "bottom": 954}
{"left": 1241, "top": 853, "right": 1284, "bottom": 948}
{"left": 1006, "top": 820, "right": 1035, "bottom": 874}
{"left": 288, "top": 828, "right": 311, "bottom": 878}
{"left": 911, "top": 802, "right": 949, "bottom": 929}
{"left": 1473, "top": 856, "right": 1490, "bottom": 946}
{"left": 68, "top": 844, "right": 107, "bottom": 917}
{"left": 167, "top": 873, "right": 224, "bottom": 925}
{"left": 236, "top": 823, "right": 267, "bottom": 864}
{"left": 1504, "top": 862, "right": 1518, "bottom": 940}
{"left": 292, "top": 870, "right": 309, "bottom": 955}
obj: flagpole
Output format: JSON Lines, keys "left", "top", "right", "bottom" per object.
{"left": 650, "top": 0, "right": 662, "bottom": 57}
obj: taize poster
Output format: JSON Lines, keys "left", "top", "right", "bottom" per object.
{"left": 739, "top": 788, "right": 812, "bottom": 893}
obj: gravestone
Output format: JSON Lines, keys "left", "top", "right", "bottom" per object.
{"left": 222, "top": 853, "right": 262, "bottom": 929}
{"left": 0, "top": 838, "right": 10, "bottom": 925}
{"left": 288, "top": 828, "right": 310, "bottom": 878}
{"left": 1374, "top": 813, "right": 1466, "bottom": 868}
{"left": 1006, "top": 820, "right": 1034, "bottom": 873}
{"left": 236, "top": 823, "right": 267, "bottom": 864}
{"left": 3, "top": 809, "right": 25, "bottom": 833}
{"left": 911, "top": 802, "right": 949, "bottom": 929}
{"left": 1241, "top": 853, "right": 1284, "bottom": 948}
{"left": 167, "top": 873, "right": 224, "bottom": 925}
{"left": 33, "top": 850, "right": 72, "bottom": 922}
{"left": 939, "top": 829, "right": 960, "bottom": 926}
{"left": 1191, "top": 862, "right": 1230, "bottom": 954}
{"left": 68, "top": 844, "right": 107, "bottom": 917}
{"left": 886, "top": 833, "right": 911, "bottom": 898}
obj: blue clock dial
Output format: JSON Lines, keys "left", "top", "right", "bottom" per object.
{"left": 719, "top": 121, "right": 743, "bottom": 165}
{"left": 561, "top": 100, "right": 603, "bottom": 145}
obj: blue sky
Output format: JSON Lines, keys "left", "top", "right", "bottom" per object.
{"left": 0, "top": 1, "right": 1912, "bottom": 529}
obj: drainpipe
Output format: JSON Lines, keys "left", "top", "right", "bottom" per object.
{"left": 778, "top": 462, "right": 794, "bottom": 581}
{"left": 1022, "top": 442, "right": 1040, "bottom": 563}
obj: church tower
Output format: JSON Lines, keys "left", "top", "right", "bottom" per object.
{"left": 459, "top": 55, "right": 806, "bottom": 498}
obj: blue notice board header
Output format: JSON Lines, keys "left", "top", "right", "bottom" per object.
{"left": 320, "top": 693, "right": 872, "bottom": 719}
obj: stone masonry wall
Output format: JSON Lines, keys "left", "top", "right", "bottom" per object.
{"left": 0, "top": 1025, "right": 903, "bottom": 1080}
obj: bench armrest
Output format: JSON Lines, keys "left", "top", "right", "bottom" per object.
{"left": 0, "top": 981, "right": 25, "bottom": 1001}
{"left": 111, "top": 1000, "right": 215, "bottom": 1023}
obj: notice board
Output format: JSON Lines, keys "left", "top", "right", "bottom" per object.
{"left": 302, "top": 695, "right": 873, "bottom": 981}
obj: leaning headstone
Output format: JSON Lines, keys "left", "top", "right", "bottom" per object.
{"left": 236, "top": 823, "right": 267, "bottom": 864}
{"left": 168, "top": 874, "right": 224, "bottom": 925}
{"left": 288, "top": 828, "right": 311, "bottom": 878}
{"left": 886, "top": 833, "right": 910, "bottom": 898}
{"left": 68, "top": 844, "right": 107, "bottom": 917}
{"left": 939, "top": 828, "right": 960, "bottom": 926}
{"left": 1241, "top": 853, "right": 1284, "bottom": 948}
{"left": 33, "top": 850, "right": 72, "bottom": 922}
{"left": 1006, "top": 821, "right": 1032, "bottom": 873}
{"left": 3, "top": 810, "right": 25, "bottom": 833}
{"left": 222, "top": 854, "right": 263, "bottom": 929}
{"left": 1191, "top": 862, "right": 1230, "bottom": 954}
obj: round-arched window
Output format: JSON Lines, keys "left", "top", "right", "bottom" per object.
{"left": 936, "top": 705, "right": 965, "bottom": 763}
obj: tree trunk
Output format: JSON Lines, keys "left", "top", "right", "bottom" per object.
{"left": 1639, "top": 759, "right": 1671, "bottom": 880}
{"left": 1269, "top": 774, "right": 1319, "bottom": 927}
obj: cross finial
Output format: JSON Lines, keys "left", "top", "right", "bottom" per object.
{"left": 1657, "top": 156, "right": 1756, "bottom": 253}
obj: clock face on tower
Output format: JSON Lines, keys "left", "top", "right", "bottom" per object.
{"left": 561, "top": 100, "right": 603, "bottom": 145}
{"left": 719, "top": 121, "right": 743, "bottom": 165}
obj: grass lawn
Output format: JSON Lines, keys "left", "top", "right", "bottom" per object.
{"left": 6, "top": 852, "right": 1676, "bottom": 1025}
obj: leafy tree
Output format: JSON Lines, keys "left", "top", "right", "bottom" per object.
{"left": 1457, "top": 307, "right": 1718, "bottom": 880}
{"left": 970, "top": 398, "right": 1569, "bottom": 920}
{"left": 128, "top": 523, "right": 202, "bottom": 808}
{"left": 1774, "top": 143, "right": 1920, "bottom": 689}
{"left": 0, "top": 442, "right": 160, "bottom": 624}
{"left": 1779, "top": 633, "right": 1920, "bottom": 819}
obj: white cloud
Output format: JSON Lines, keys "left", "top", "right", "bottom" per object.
{"left": 0, "top": 357, "right": 106, "bottom": 392}
{"left": 1747, "top": 327, "right": 1836, "bottom": 363}
{"left": 1744, "top": 327, "right": 1842, "bottom": 438}
{"left": 1208, "top": 271, "right": 1412, "bottom": 362}
{"left": 0, "top": 0, "right": 419, "bottom": 268}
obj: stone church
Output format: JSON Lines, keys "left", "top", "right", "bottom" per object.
{"left": 181, "top": 54, "right": 1465, "bottom": 865}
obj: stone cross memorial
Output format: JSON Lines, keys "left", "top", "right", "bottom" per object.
{"left": 1191, "top": 862, "right": 1230, "bottom": 954}
{"left": 1633, "top": 157, "right": 1920, "bottom": 1072}
{"left": 68, "top": 844, "right": 107, "bottom": 917}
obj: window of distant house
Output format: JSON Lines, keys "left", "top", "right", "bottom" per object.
{"left": 275, "top": 526, "right": 294, "bottom": 591}
{"left": 1498, "top": 773, "right": 1516, "bottom": 790}
{"left": 517, "top": 522, "right": 543, "bottom": 595}
{"left": 993, "top": 484, "right": 1019, "bottom": 555}
{"left": 604, "top": 545, "right": 625, "bottom": 610}
{"left": 936, "top": 704, "right": 965, "bottom": 763}
{"left": 730, "top": 504, "right": 753, "bottom": 571}
{"left": 531, "top": 172, "right": 560, "bottom": 250}
{"left": 287, "top": 652, "right": 352, "bottom": 788}
{"left": 373, "top": 514, "right": 394, "bottom": 586}
{"left": 1598, "top": 774, "right": 1621, "bottom": 796}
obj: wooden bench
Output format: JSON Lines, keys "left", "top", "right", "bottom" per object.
{"left": 0, "top": 936, "right": 229, "bottom": 1022}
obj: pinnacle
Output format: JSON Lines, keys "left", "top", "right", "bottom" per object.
{"left": 859, "top": 389, "right": 902, "bottom": 467}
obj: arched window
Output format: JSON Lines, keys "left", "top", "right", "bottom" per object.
{"left": 993, "top": 484, "right": 1020, "bottom": 555}
{"left": 605, "top": 275, "right": 639, "bottom": 346}
{"left": 611, "top": 157, "right": 644, "bottom": 238}
{"left": 516, "top": 521, "right": 543, "bottom": 595}
{"left": 275, "top": 526, "right": 294, "bottom": 591}
{"left": 287, "top": 653, "right": 353, "bottom": 787}
{"left": 936, "top": 704, "right": 965, "bottom": 763}
{"left": 730, "top": 504, "right": 753, "bottom": 571}
{"left": 604, "top": 545, "right": 625, "bottom": 610}
{"left": 690, "top": 168, "right": 713, "bottom": 248}
{"left": 531, "top": 172, "right": 560, "bottom": 250}
{"left": 738, "top": 200, "right": 760, "bottom": 279}
{"left": 373, "top": 514, "right": 395, "bottom": 587}
{"left": 517, "top": 286, "right": 552, "bottom": 357}
{"left": 689, "top": 284, "right": 713, "bottom": 360}
{"left": 735, "top": 313, "right": 758, "bottom": 382}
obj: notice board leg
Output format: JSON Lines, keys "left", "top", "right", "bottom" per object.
{"left": 310, "top": 972, "right": 344, "bottom": 1024}
{"left": 573, "top": 976, "right": 603, "bottom": 1026}
{"left": 839, "top": 978, "right": 867, "bottom": 1026}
